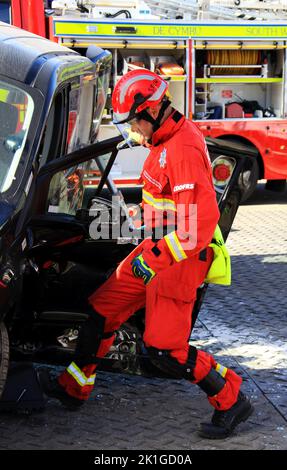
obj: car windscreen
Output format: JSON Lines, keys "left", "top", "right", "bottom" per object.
{"left": 0, "top": 81, "right": 34, "bottom": 193}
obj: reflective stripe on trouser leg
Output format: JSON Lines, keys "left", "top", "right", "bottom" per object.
{"left": 190, "top": 351, "right": 242, "bottom": 411}
{"left": 58, "top": 305, "right": 116, "bottom": 400}
{"left": 215, "top": 363, "right": 228, "bottom": 378}
{"left": 58, "top": 363, "right": 97, "bottom": 400}
{"left": 66, "top": 361, "right": 96, "bottom": 387}
{"left": 58, "top": 335, "right": 115, "bottom": 400}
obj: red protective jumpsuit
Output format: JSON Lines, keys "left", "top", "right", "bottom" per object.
{"left": 58, "top": 110, "right": 242, "bottom": 408}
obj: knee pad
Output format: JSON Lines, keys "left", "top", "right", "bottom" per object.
{"left": 147, "top": 346, "right": 198, "bottom": 380}
{"left": 75, "top": 306, "right": 114, "bottom": 366}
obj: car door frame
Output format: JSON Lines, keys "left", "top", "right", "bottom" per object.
{"left": 30, "top": 135, "right": 123, "bottom": 225}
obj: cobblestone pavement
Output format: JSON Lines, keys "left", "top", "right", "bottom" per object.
{"left": 0, "top": 184, "right": 286, "bottom": 450}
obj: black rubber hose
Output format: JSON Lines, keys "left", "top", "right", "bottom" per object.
{"left": 105, "top": 10, "right": 132, "bottom": 19}
{"left": 77, "top": 2, "right": 89, "bottom": 13}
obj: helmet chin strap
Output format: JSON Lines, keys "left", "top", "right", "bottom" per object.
{"left": 137, "top": 99, "right": 171, "bottom": 133}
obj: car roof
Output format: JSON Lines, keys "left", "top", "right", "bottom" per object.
{"left": 0, "top": 21, "right": 78, "bottom": 82}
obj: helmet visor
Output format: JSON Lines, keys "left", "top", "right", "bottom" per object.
{"left": 115, "top": 122, "right": 143, "bottom": 148}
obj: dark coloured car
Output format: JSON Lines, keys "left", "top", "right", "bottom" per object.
{"left": 0, "top": 21, "right": 257, "bottom": 404}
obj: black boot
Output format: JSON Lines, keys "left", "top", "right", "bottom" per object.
{"left": 37, "top": 369, "right": 84, "bottom": 411}
{"left": 199, "top": 391, "right": 254, "bottom": 439}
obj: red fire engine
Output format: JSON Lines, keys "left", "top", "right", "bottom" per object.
{"left": 2, "top": 0, "right": 287, "bottom": 198}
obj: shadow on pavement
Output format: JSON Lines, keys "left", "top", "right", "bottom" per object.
{"left": 243, "top": 183, "right": 287, "bottom": 206}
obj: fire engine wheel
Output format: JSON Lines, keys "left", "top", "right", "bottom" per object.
{"left": 0, "top": 322, "right": 9, "bottom": 399}
{"left": 238, "top": 157, "right": 259, "bottom": 202}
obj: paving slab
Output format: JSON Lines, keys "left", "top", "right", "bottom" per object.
{"left": 0, "top": 184, "right": 286, "bottom": 450}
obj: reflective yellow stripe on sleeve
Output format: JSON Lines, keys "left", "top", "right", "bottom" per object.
{"left": 67, "top": 362, "right": 96, "bottom": 387}
{"left": 164, "top": 231, "right": 188, "bottom": 262}
{"left": 143, "top": 189, "right": 176, "bottom": 212}
{"left": 215, "top": 363, "right": 228, "bottom": 378}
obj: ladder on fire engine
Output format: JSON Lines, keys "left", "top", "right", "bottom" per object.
{"left": 145, "top": 0, "right": 287, "bottom": 20}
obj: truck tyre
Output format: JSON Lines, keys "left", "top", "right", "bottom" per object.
{"left": 0, "top": 322, "right": 9, "bottom": 399}
{"left": 238, "top": 157, "right": 259, "bottom": 202}
{"left": 216, "top": 137, "right": 260, "bottom": 202}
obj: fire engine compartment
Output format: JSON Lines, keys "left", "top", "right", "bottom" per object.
{"left": 194, "top": 41, "right": 286, "bottom": 121}
{"left": 78, "top": 38, "right": 286, "bottom": 129}
{"left": 48, "top": 15, "right": 287, "bottom": 183}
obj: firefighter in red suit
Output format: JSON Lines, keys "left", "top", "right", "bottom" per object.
{"left": 41, "top": 70, "right": 253, "bottom": 439}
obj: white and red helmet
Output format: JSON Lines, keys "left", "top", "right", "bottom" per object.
{"left": 112, "top": 69, "right": 168, "bottom": 125}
